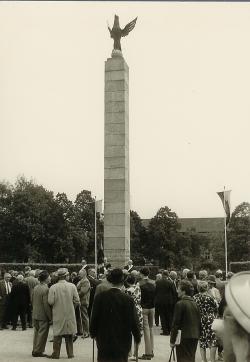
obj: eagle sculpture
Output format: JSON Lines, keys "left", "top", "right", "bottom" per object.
{"left": 108, "top": 15, "right": 137, "bottom": 51}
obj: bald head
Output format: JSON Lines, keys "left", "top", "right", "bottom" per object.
{"left": 131, "top": 270, "right": 138, "bottom": 277}
{"left": 28, "top": 270, "right": 36, "bottom": 277}
{"left": 88, "top": 268, "right": 97, "bottom": 278}
{"left": 169, "top": 271, "right": 177, "bottom": 280}
{"left": 4, "top": 273, "right": 11, "bottom": 281}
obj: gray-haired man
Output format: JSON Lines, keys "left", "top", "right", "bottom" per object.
{"left": 32, "top": 270, "right": 51, "bottom": 357}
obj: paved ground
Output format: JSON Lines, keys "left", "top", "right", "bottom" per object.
{"left": 1, "top": 325, "right": 205, "bottom": 362}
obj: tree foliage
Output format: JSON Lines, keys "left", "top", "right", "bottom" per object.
{"left": 130, "top": 210, "right": 148, "bottom": 264}
{"left": 0, "top": 177, "right": 101, "bottom": 263}
{"left": 0, "top": 176, "right": 248, "bottom": 269}
{"left": 146, "top": 206, "right": 181, "bottom": 268}
{"left": 228, "top": 202, "right": 250, "bottom": 262}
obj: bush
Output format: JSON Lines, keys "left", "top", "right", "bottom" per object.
{"left": 0, "top": 263, "right": 160, "bottom": 279}
{"left": 229, "top": 261, "right": 250, "bottom": 273}
{"left": 0, "top": 263, "right": 84, "bottom": 275}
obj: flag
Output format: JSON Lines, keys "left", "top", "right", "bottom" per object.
{"left": 217, "top": 190, "right": 231, "bottom": 224}
{"left": 95, "top": 199, "right": 102, "bottom": 213}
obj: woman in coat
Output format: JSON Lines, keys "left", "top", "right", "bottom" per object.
{"left": 170, "top": 280, "right": 201, "bottom": 362}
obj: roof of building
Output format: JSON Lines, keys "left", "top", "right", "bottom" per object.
{"left": 142, "top": 217, "right": 224, "bottom": 233}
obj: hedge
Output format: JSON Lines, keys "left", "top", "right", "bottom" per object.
{"left": 0, "top": 263, "right": 84, "bottom": 274}
{"left": 0, "top": 263, "right": 160, "bottom": 279}
{"left": 229, "top": 261, "right": 250, "bottom": 273}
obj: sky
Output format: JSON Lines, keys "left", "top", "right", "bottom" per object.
{"left": 1, "top": 1, "right": 250, "bottom": 219}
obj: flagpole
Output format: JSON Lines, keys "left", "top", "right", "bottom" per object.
{"left": 223, "top": 186, "right": 228, "bottom": 275}
{"left": 94, "top": 196, "right": 97, "bottom": 274}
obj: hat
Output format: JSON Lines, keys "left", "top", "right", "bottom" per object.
{"left": 225, "top": 271, "right": 250, "bottom": 333}
{"left": 57, "top": 268, "right": 69, "bottom": 277}
{"left": 208, "top": 275, "right": 216, "bottom": 284}
{"left": 106, "top": 268, "right": 124, "bottom": 285}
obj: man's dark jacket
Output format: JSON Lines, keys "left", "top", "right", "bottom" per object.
{"left": 139, "top": 278, "right": 156, "bottom": 309}
{"left": 87, "top": 275, "right": 100, "bottom": 315}
{"left": 170, "top": 295, "right": 200, "bottom": 344}
{"left": 10, "top": 281, "right": 30, "bottom": 312}
{"left": 90, "top": 288, "right": 141, "bottom": 359}
{"left": 155, "top": 278, "right": 177, "bottom": 305}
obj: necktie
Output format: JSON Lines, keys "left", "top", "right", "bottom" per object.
{"left": 6, "top": 282, "right": 10, "bottom": 294}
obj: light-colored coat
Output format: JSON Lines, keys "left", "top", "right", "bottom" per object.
{"left": 48, "top": 280, "right": 80, "bottom": 336}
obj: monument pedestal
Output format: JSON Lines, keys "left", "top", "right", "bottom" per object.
{"left": 104, "top": 53, "right": 130, "bottom": 267}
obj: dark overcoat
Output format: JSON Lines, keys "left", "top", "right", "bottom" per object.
{"left": 10, "top": 281, "right": 30, "bottom": 313}
{"left": 90, "top": 288, "right": 141, "bottom": 360}
{"left": 170, "top": 295, "right": 201, "bottom": 343}
{"left": 155, "top": 278, "right": 177, "bottom": 306}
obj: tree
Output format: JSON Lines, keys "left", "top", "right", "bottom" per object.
{"left": 54, "top": 193, "right": 84, "bottom": 263}
{"left": 0, "top": 177, "right": 105, "bottom": 263}
{"left": 147, "top": 206, "right": 181, "bottom": 268}
{"left": 9, "top": 177, "right": 74, "bottom": 263}
{"left": 0, "top": 182, "right": 13, "bottom": 261}
{"left": 228, "top": 202, "right": 250, "bottom": 262}
{"left": 130, "top": 210, "right": 148, "bottom": 264}
{"left": 73, "top": 190, "right": 103, "bottom": 262}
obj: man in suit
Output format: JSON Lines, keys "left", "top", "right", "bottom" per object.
{"left": 0, "top": 272, "right": 12, "bottom": 329}
{"left": 169, "top": 270, "right": 179, "bottom": 297}
{"left": 124, "top": 260, "right": 134, "bottom": 273}
{"left": 170, "top": 280, "right": 200, "bottom": 362}
{"left": 10, "top": 274, "right": 31, "bottom": 330}
{"left": 47, "top": 268, "right": 80, "bottom": 359}
{"left": 77, "top": 269, "right": 90, "bottom": 338}
{"left": 25, "top": 269, "right": 39, "bottom": 328}
{"left": 186, "top": 271, "right": 198, "bottom": 296}
{"left": 87, "top": 268, "right": 100, "bottom": 318}
{"left": 90, "top": 268, "right": 141, "bottom": 362}
{"left": 32, "top": 270, "right": 52, "bottom": 357}
{"left": 94, "top": 273, "right": 111, "bottom": 297}
{"left": 155, "top": 270, "right": 177, "bottom": 337}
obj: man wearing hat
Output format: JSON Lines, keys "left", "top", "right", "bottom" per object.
{"left": 48, "top": 268, "right": 80, "bottom": 359}
{"left": 32, "top": 270, "right": 51, "bottom": 357}
{"left": 207, "top": 275, "right": 221, "bottom": 304}
{"left": 90, "top": 268, "right": 141, "bottom": 362}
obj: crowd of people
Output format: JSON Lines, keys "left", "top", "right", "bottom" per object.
{"left": 0, "top": 260, "right": 248, "bottom": 362}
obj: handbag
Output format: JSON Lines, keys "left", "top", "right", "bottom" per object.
{"left": 168, "top": 347, "right": 176, "bottom": 362}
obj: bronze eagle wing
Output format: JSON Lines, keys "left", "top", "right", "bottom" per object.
{"left": 121, "top": 17, "right": 138, "bottom": 37}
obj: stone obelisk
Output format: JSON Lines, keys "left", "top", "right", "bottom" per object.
{"left": 104, "top": 51, "right": 130, "bottom": 267}
{"left": 104, "top": 15, "right": 137, "bottom": 267}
